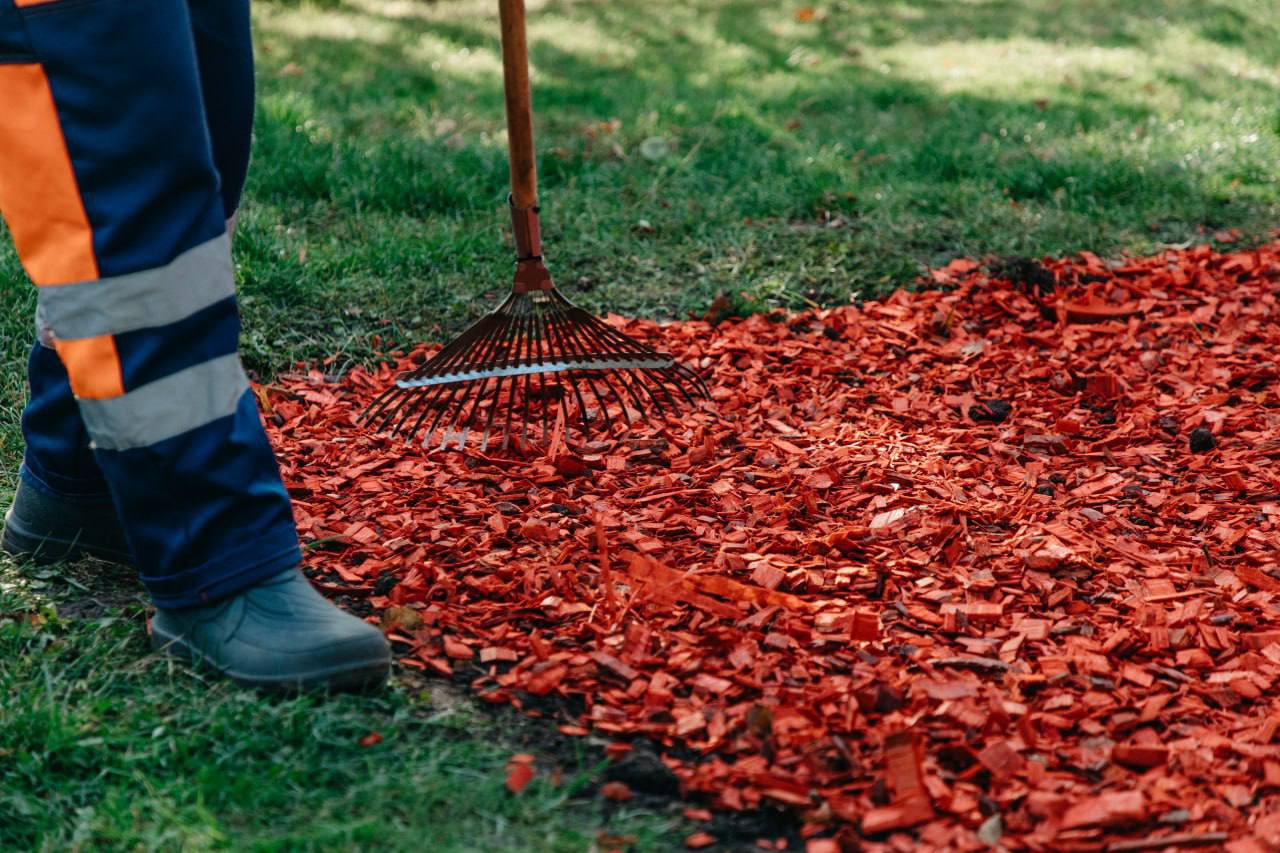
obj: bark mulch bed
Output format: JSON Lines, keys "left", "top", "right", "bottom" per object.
{"left": 266, "top": 240, "right": 1280, "bottom": 852}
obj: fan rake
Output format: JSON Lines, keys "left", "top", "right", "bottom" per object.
{"left": 362, "top": 0, "right": 708, "bottom": 452}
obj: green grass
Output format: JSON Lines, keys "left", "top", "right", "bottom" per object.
{"left": 230, "top": 0, "right": 1280, "bottom": 373}
{"left": 0, "top": 568, "right": 683, "bottom": 851}
{"left": 1, "top": 0, "right": 1279, "bottom": 848}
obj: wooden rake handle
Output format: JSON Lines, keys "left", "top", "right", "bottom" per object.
{"left": 499, "top": 0, "right": 537, "bottom": 209}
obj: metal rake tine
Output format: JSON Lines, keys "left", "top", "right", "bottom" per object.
{"left": 675, "top": 361, "right": 711, "bottom": 398}
{"left": 572, "top": 307, "right": 661, "bottom": 357}
{"left": 451, "top": 300, "right": 525, "bottom": 449}
{"left": 440, "top": 392, "right": 471, "bottom": 451}
{"left": 673, "top": 361, "right": 711, "bottom": 400}
{"left": 559, "top": 315, "right": 655, "bottom": 420}
{"left": 657, "top": 365, "right": 699, "bottom": 406}
{"left": 594, "top": 368, "right": 644, "bottom": 426}
{"left": 501, "top": 377, "right": 517, "bottom": 451}
{"left": 539, "top": 305, "right": 595, "bottom": 437}
{"left": 577, "top": 312, "right": 686, "bottom": 414}
{"left": 456, "top": 372, "right": 496, "bottom": 442}
{"left": 420, "top": 382, "right": 465, "bottom": 448}
{"left": 363, "top": 389, "right": 399, "bottom": 432}
{"left": 531, "top": 299, "right": 552, "bottom": 443}
{"left": 628, "top": 368, "right": 672, "bottom": 416}
{"left": 510, "top": 300, "right": 533, "bottom": 449}
{"left": 391, "top": 383, "right": 438, "bottom": 437}
{"left": 451, "top": 397, "right": 476, "bottom": 451}
{"left": 568, "top": 374, "right": 593, "bottom": 437}
{"left": 579, "top": 371, "right": 618, "bottom": 434}
{"left": 539, "top": 372, "right": 550, "bottom": 444}
{"left": 433, "top": 299, "right": 517, "bottom": 383}
{"left": 363, "top": 382, "right": 404, "bottom": 427}
{"left": 499, "top": 302, "right": 532, "bottom": 453}
{"left": 583, "top": 370, "right": 618, "bottom": 432}
{"left": 478, "top": 373, "right": 508, "bottom": 454}
{"left": 634, "top": 360, "right": 681, "bottom": 413}
{"left": 562, "top": 366, "right": 597, "bottom": 437}
{"left": 520, "top": 369, "right": 532, "bottom": 448}
{"left": 515, "top": 296, "right": 538, "bottom": 448}
{"left": 412, "top": 293, "right": 516, "bottom": 379}
{"left": 616, "top": 364, "right": 667, "bottom": 420}
{"left": 554, "top": 373, "right": 577, "bottom": 444}
{"left": 544, "top": 308, "right": 633, "bottom": 427}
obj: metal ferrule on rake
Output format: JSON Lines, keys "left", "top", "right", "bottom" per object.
{"left": 361, "top": 0, "right": 709, "bottom": 452}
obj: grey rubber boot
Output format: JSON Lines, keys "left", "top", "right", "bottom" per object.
{"left": 2, "top": 474, "right": 133, "bottom": 566}
{"left": 150, "top": 568, "right": 391, "bottom": 692}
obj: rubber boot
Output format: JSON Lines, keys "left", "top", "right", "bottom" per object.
{"left": 150, "top": 567, "right": 391, "bottom": 692}
{"left": 2, "top": 473, "right": 133, "bottom": 566}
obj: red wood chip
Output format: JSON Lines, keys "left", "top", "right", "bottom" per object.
{"left": 805, "top": 840, "right": 841, "bottom": 853}
{"left": 600, "top": 781, "right": 632, "bottom": 802}
{"left": 684, "top": 831, "right": 716, "bottom": 849}
{"left": 977, "top": 740, "right": 1024, "bottom": 778}
{"left": 1061, "top": 790, "right": 1146, "bottom": 829}
{"left": 849, "top": 609, "right": 880, "bottom": 642}
{"left": 505, "top": 760, "right": 535, "bottom": 795}
{"left": 270, "top": 241, "right": 1280, "bottom": 849}
{"left": 1112, "top": 744, "right": 1169, "bottom": 769}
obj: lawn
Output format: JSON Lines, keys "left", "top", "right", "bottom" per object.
{"left": 2, "top": 0, "right": 1279, "bottom": 849}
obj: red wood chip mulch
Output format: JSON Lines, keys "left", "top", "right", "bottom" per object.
{"left": 267, "top": 240, "right": 1280, "bottom": 851}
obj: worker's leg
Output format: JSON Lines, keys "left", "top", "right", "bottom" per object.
{"left": 0, "top": 0, "right": 387, "bottom": 689}
{"left": 0, "top": 0, "right": 123, "bottom": 563}
{"left": 188, "top": 0, "right": 254, "bottom": 225}
{"left": 5, "top": 0, "right": 257, "bottom": 560}
{"left": 3, "top": 341, "right": 134, "bottom": 564}
{"left": 0, "top": 0, "right": 298, "bottom": 605}
{"left": 4, "top": 0, "right": 257, "bottom": 558}
{"left": 3, "top": 0, "right": 255, "bottom": 566}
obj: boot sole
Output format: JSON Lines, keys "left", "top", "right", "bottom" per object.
{"left": 151, "top": 623, "right": 391, "bottom": 694}
{"left": 2, "top": 508, "right": 135, "bottom": 567}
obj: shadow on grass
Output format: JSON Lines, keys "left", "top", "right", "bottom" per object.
{"left": 707, "top": 0, "right": 1280, "bottom": 58}
{"left": 3, "top": 1, "right": 1274, "bottom": 374}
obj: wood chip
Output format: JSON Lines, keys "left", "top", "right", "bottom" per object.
{"left": 269, "top": 240, "right": 1280, "bottom": 850}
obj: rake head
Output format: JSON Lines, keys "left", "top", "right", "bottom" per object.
{"left": 362, "top": 203, "right": 709, "bottom": 452}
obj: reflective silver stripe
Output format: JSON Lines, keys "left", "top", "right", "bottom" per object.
{"left": 37, "top": 233, "right": 234, "bottom": 340}
{"left": 395, "top": 357, "right": 675, "bottom": 389}
{"left": 78, "top": 354, "right": 249, "bottom": 451}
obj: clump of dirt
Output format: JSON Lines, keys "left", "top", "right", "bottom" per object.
{"left": 988, "top": 256, "right": 1057, "bottom": 297}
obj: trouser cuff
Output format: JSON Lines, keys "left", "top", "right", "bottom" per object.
{"left": 143, "top": 526, "right": 302, "bottom": 609}
{"left": 19, "top": 457, "right": 113, "bottom": 505}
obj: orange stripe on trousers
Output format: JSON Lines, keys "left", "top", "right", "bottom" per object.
{"left": 0, "top": 64, "right": 99, "bottom": 285}
{"left": 53, "top": 335, "right": 125, "bottom": 400}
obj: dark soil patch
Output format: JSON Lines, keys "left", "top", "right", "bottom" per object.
{"left": 397, "top": 662, "right": 806, "bottom": 852}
